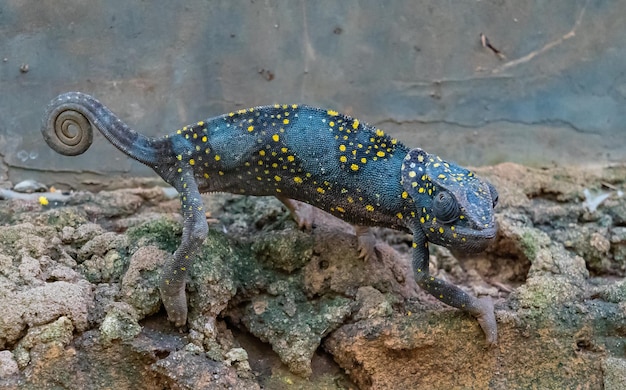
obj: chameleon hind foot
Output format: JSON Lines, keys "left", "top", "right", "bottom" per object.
{"left": 160, "top": 281, "right": 188, "bottom": 327}
{"left": 277, "top": 197, "right": 314, "bottom": 230}
{"left": 355, "top": 225, "right": 378, "bottom": 263}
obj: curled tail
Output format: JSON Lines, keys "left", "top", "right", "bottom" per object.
{"left": 42, "top": 92, "right": 165, "bottom": 167}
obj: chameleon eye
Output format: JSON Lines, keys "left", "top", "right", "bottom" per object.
{"left": 433, "top": 191, "right": 460, "bottom": 224}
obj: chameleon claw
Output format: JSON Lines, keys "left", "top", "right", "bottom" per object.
{"left": 355, "top": 225, "right": 378, "bottom": 262}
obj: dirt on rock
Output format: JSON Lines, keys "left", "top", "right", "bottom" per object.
{"left": 0, "top": 162, "right": 625, "bottom": 389}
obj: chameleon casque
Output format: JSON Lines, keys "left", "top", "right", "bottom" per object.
{"left": 42, "top": 92, "right": 499, "bottom": 344}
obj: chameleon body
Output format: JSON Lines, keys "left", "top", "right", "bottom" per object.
{"left": 42, "top": 92, "right": 499, "bottom": 344}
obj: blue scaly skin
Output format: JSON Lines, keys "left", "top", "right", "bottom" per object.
{"left": 42, "top": 92, "right": 499, "bottom": 344}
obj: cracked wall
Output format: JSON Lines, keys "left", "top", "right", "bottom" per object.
{"left": 0, "top": 0, "right": 624, "bottom": 188}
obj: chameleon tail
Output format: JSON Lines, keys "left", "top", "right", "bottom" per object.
{"left": 41, "top": 92, "right": 165, "bottom": 167}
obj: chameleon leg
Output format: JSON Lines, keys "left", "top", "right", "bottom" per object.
{"left": 411, "top": 228, "right": 497, "bottom": 345}
{"left": 278, "top": 197, "right": 378, "bottom": 262}
{"left": 159, "top": 170, "right": 208, "bottom": 326}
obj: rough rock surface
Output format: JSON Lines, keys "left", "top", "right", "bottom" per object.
{"left": 0, "top": 162, "right": 625, "bottom": 389}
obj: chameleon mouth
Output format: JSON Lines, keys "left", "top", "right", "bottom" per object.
{"left": 453, "top": 224, "right": 498, "bottom": 253}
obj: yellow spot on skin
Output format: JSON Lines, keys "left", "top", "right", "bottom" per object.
{"left": 202, "top": 136, "right": 208, "bottom": 142}
{"left": 401, "top": 191, "right": 409, "bottom": 199}
{"left": 272, "top": 134, "right": 280, "bottom": 142}
{"left": 283, "top": 119, "right": 289, "bottom": 125}
{"left": 376, "top": 129, "right": 384, "bottom": 137}
{"left": 176, "top": 129, "right": 182, "bottom": 134}
{"left": 329, "top": 121, "right": 335, "bottom": 127}
{"left": 420, "top": 217, "right": 425, "bottom": 223}
{"left": 274, "top": 175, "right": 281, "bottom": 182}
{"left": 412, "top": 242, "right": 417, "bottom": 248}
{"left": 228, "top": 112, "right": 234, "bottom": 117}
{"left": 339, "top": 144, "right": 346, "bottom": 152}
{"left": 215, "top": 155, "right": 221, "bottom": 161}
{"left": 396, "top": 212, "right": 403, "bottom": 219}
{"left": 294, "top": 177, "right": 303, "bottom": 184}
{"left": 418, "top": 187, "right": 425, "bottom": 193}
{"left": 248, "top": 126, "right": 254, "bottom": 132}
{"left": 328, "top": 110, "right": 338, "bottom": 116}
{"left": 287, "top": 155, "right": 295, "bottom": 162}
{"left": 408, "top": 171, "right": 416, "bottom": 178}
{"left": 352, "top": 119, "right": 359, "bottom": 129}
{"left": 189, "top": 159, "right": 195, "bottom": 165}
{"left": 204, "top": 173, "right": 209, "bottom": 179}
{"left": 339, "top": 156, "right": 347, "bottom": 163}
{"left": 438, "top": 174, "right": 446, "bottom": 179}
{"left": 259, "top": 150, "right": 266, "bottom": 156}
{"left": 177, "top": 155, "right": 182, "bottom": 161}
{"left": 417, "top": 154, "right": 424, "bottom": 162}
{"left": 350, "top": 164, "right": 359, "bottom": 171}
{"left": 365, "top": 205, "right": 374, "bottom": 212}
{"left": 317, "top": 187, "right": 325, "bottom": 194}
{"left": 39, "top": 196, "right": 48, "bottom": 206}
{"left": 336, "top": 206, "right": 345, "bottom": 213}
{"left": 439, "top": 227, "right": 444, "bottom": 234}
{"left": 377, "top": 151, "right": 385, "bottom": 157}
{"left": 347, "top": 196, "right": 354, "bottom": 203}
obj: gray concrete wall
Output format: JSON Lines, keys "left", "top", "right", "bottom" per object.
{"left": 1, "top": 0, "right": 624, "bottom": 188}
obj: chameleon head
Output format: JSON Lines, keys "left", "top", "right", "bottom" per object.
{"left": 402, "top": 149, "right": 498, "bottom": 253}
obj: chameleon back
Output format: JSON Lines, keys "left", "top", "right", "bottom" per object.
{"left": 166, "top": 104, "right": 414, "bottom": 230}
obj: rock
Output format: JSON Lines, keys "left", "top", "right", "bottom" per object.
{"left": 100, "top": 302, "right": 142, "bottom": 343}
{"left": 13, "top": 180, "right": 47, "bottom": 193}
{"left": 603, "top": 357, "right": 626, "bottom": 390}
{"left": 2, "top": 164, "right": 626, "bottom": 388}
{"left": 0, "top": 351, "right": 18, "bottom": 378}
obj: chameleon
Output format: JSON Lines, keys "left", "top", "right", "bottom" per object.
{"left": 41, "top": 92, "right": 499, "bottom": 345}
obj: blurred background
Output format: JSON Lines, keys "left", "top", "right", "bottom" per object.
{"left": 1, "top": 0, "right": 624, "bottom": 189}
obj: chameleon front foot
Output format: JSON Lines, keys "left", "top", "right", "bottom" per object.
{"left": 160, "top": 282, "right": 188, "bottom": 327}
{"left": 469, "top": 296, "right": 498, "bottom": 346}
